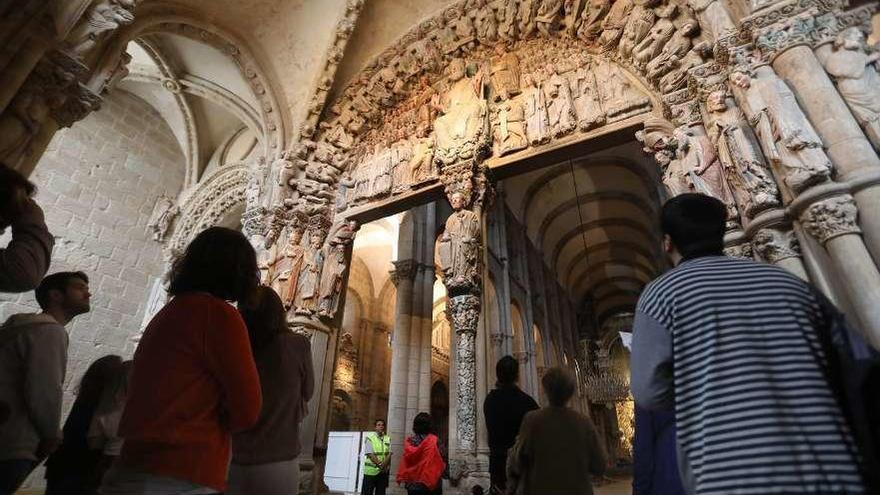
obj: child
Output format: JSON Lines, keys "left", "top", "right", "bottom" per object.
{"left": 87, "top": 360, "right": 132, "bottom": 487}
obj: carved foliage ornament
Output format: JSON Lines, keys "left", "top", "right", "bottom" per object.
{"left": 752, "top": 227, "right": 801, "bottom": 263}
{"left": 800, "top": 194, "right": 861, "bottom": 244}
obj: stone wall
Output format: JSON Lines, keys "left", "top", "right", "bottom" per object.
{"left": 0, "top": 89, "right": 185, "bottom": 423}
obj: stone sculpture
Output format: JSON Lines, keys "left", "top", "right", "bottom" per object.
{"left": 657, "top": 40, "right": 712, "bottom": 93}
{"left": 673, "top": 125, "right": 735, "bottom": 209}
{"left": 618, "top": 0, "right": 657, "bottom": 59}
{"left": 295, "top": 230, "right": 327, "bottom": 314}
{"left": 823, "top": 27, "right": 880, "bottom": 150}
{"left": 475, "top": 0, "right": 499, "bottom": 44}
{"left": 147, "top": 195, "right": 179, "bottom": 242}
{"left": 570, "top": 61, "right": 606, "bottom": 130}
{"left": 318, "top": 221, "right": 359, "bottom": 317}
{"left": 66, "top": 0, "right": 137, "bottom": 57}
{"left": 563, "top": 0, "right": 585, "bottom": 36}
{"left": 705, "top": 89, "right": 779, "bottom": 217}
{"left": 521, "top": 73, "right": 551, "bottom": 145}
{"left": 493, "top": 98, "right": 529, "bottom": 156}
{"left": 598, "top": 0, "right": 634, "bottom": 51}
{"left": 644, "top": 18, "right": 698, "bottom": 81}
{"left": 542, "top": 63, "right": 576, "bottom": 137}
{"left": 536, "top": 0, "right": 565, "bottom": 36}
{"left": 438, "top": 192, "right": 482, "bottom": 294}
{"left": 637, "top": 118, "right": 690, "bottom": 196}
{"left": 594, "top": 61, "right": 650, "bottom": 119}
{"left": 577, "top": 0, "right": 611, "bottom": 41}
{"left": 432, "top": 59, "right": 488, "bottom": 166}
{"left": 490, "top": 44, "right": 521, "bottom": 101}
{"left": 268, "top": 226, "right": 306, "bottom": 308}
{"left": 730, "top": 67, "right": 831, "bottom": 195}
{"left": 496, "top": 0, "right": 519, "bottom": 40}
{"left": 518, "top": 0, "right": 539, "bottom": 38}
{"left": 409, "top": 126, "right": 437, "bottom": 185}
{"left": 631, "top": 6, "right": 677, "bottom": 69}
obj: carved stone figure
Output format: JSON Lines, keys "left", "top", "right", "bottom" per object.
{"left": 475, "top": 0, "right": 498, "bottom": 43}
{"left": 594, "top": 61, "right": 650, "bottom": 119}
{"left": 66, "top": 0, "right": 137, "bottom": 57}
{"left": 563, "top": 0, "right": 585, "bottom": 35}
{"left": 598, "top": 0, "right": 634, "bottom": 51}
{"left": 245, "top": 159, "right": 267, "bottom": 210}
{"left": 438, "top": 192, "right": 482, "bottom": 293}
{"left": 147, "top": 195, "right": 178, "bottom": 242}
{"left": 493, "top": 98, "right": 529, "bottom": 156}
{"left": 705, "top": 90, "right": 780, "bottom": 217}
{"left": 335, "top": 173, "right": 356, "bottom": 211}
{"left": 409, "top": 127, "right": 436, "bottom": 184}
{"left": 570, "top": 62, "right": 606, "bottom": 130}
{"left": 295, "top": 230, "right": 326, "bottom": 314}
{"left": 645, "top": 19, "right": 698, "bottom": 81}
{"left": 658, "top": 41, "right": 712, "bottom": 93}
{"left": 433, "top": 59, "right": 488, "bottom": 166}
{"left": 518, "top": 0, "right": 539, "bottom": 38}
{"left": 490, "top": 44, "right": 521, "bottom": 101}
{"left": 577, "top": 0, "right": 611, "bottom": 41}
{"left": 274, "top": 148, "right": 304, "bottom": 204}
{"left": 521, "top": 73, "right": 551, "bottom": 145}
{"left": 673, "top": 125, "right": 735, "bottom": 209}
{"left": 496, "top": 0, "right": 519, "bottom": 40}
{"left": 542, "top": 63, "right": 576, "bottom": 137}
{"left": 618, "top": 0, "right": 656, "bottom": 59}
{"left": 823, "top": 27, "right": 880, "bottom": 150}
{"left": 730, "top": 67, "right": 831, "bottom": 194}
{"left": 318, "top": 244, "right": 347, "bottom": 317}
{"left": 637, "top": 118, "right": 690, "bottom": 195}
{"left": 632, "top": 8, "right": 677, "bottom": 69}
{"left": 370, "top": 145, "right": 393, "bottom": 197}
{"left": 536, "top": 0, "right": 565, "bottom": 36}
{"left": 269, "top": 227, "right": 306, "bottom": 308}
{"left": 391, "top": 137, "right": 414, "bottom": 192}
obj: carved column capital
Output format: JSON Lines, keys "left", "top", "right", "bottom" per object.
{"left": 800, "top": 195, "right": 860, "bottom": 245}
{"left": 447, "top": 294, "right": 481, "bottom": 336}
{"left": 752, "top": 10, "right": 839, "bottom": 60}
{"left": 390, "top": 259, "right": 418, "bottom": 285}
{"left": 752, "top": 227, "right": 801, "bottom": 263}
{"left": 724, "top": 241, "right": 755, "bottom": 259}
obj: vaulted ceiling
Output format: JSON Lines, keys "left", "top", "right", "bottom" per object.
{"left": 502, "top": 141, "right": 666, "bottom": 323}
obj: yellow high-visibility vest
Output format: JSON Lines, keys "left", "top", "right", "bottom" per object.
{"left": 363, "top": 432, "right": 390, "bottom": 476}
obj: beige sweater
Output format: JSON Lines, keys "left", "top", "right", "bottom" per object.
{"left": 232, "top": 332, "right": 315, "bottom": 465}
{"left": 508, "top": 406, "right": 607, "bottom": 495}
{"left": 0, "top": 313, "right": 68, "bottom": 460}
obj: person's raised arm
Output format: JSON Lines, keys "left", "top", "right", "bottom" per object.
{"left": 205, "top": 305, "right": 262, "bottom": 432}
{"left": 0, "top": 199, "right": 54, "bottom": 292}
{"left": 631, "top": 310, "right": 674, "bottom": 411}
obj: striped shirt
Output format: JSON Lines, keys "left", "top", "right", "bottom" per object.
{"left": 631, "top": 256, "right": 865, "bottom": 494}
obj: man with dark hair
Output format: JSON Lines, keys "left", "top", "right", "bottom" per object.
{"left": 0, "top": 163, "right": 54, "bottom": 292}
{"left": 362, "top": 418, "right": 391, "bottom": 495}
{"left": 632, "top": 193, "right": 868, "bottom": 494}
{"left": 0, "top": 271, "right": 90, "bottom": 493}
{"left": 483, "top": 355, "right": 538, "bottom": 494}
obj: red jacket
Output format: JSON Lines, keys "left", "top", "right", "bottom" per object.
{"left": 118, "top": 293, "right": 261, "bottom": 491}
{"left": 396, "top": 433, "right": 445, "bottom": 490}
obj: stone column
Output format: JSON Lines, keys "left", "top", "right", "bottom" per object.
{"left": 387, "top": 259, "right": 417, "bottom": 477}
{"left": 448, "top": 294, "right": 481, "bottom": 452}
{"left": 801, "top": 195, "right": 880, "bottom": 347}
{"left": 753, "top": 11, "right": 880, "bottom": 262}
{"left": 406, "top": 261, "right": 426, "bottom": 430}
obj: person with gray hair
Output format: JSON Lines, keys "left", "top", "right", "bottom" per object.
{"left": 507, "top": 367, "right": 606, "bottom": 495}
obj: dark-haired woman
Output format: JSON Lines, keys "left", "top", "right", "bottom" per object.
{"left": 45, "top": 355, "right": 123, "bottom": 495}
{"left": 228, "top": 286, "right": 314, "bottom": 495}
{"left": 396, "top": 413, "right": 445, "bottom": 495}
{"left": 100, "top": 227, "right": 262, "bottom": 495}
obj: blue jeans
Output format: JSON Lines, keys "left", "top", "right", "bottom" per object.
{"left": 0, "top": 459, "right": 37, "bottom": 495}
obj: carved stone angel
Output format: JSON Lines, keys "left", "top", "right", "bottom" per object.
{"left": 823, "top": 27, "right": 880, "bottom": 150}
{"left": 730, "top": 67, "right": 831, "bottom": 195}
{"left": 147, "top": 195, "right": 178, "bottom": 242}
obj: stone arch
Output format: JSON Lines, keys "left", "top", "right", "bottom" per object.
{"left": 167, "top": 162, "right": 249, "bottom": 255}
{"left": 93, "top": 2, "right": 286, "bottom": 155}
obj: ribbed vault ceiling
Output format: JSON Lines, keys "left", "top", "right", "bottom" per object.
{"left": 503, "top": 142, "right": 664, "bottom": 322}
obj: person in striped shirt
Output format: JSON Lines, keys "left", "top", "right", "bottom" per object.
{"left": 631, "top": 193, "right": 868, "bottom": 494}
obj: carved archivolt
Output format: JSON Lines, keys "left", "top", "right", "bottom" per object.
{"left": 166, "top": 163, "right": 250, "bottom": 256}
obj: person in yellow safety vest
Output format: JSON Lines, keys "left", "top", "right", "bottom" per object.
{"left": 361, "top": 419, "right": 391, "bottom": 495}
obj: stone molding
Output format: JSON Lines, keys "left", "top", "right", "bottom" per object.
{"left": 390, "top": 259, "right": 419, "bottom": 285}
{"left": 800, "top": 194, "right": 861, "bottom": 244}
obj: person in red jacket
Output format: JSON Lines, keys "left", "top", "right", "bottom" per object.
{"left": 100, "top": 227, "right": 262, "bottom": 494}
{"left": 396, "top": 413, "right": 445, "bottom": 495}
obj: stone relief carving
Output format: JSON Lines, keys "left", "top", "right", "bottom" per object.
{"left": 318, "top": 221, "right": 359, "bottom": 318}
{"left": 636, "top": 117, "right": 691, "bottom": 195}
{"left": 147, "top": 194, "right": 179, "bottom": 242}
{"left": 493, "top": 98, "right": 529, "bottom": 156}
{"left": 490, "top": 44, "right": 521, "bottom": 101}
{"left": 536, "top": 0, "right": 566, "bottom": 36}
{"left": 542, "top": 63, "right": 577, "bottom": 137}
{"left": 569, "top": 60, "right": 606, "bottom": 130}
{"left": 521, "top": 73, "right": 552, "bottom": 145}
{"left": 822, "top": 27, "right": 880, "bottom": 150}
{"left": 672, "top": 125, "right": 737, "bottom": 212}
{"left": 704, "top": 88, "right": 780, "bottom": 217}
{"left": 729, "top": 66, "right": 832, "bottom": 195}
{"left": 433, "top": 59, "right": 490, "bottom": 167}
{"left": 438, "top": 191, "right": 483, "bottom": 295}
{"left": 800, "top": 194, "right": 861, "bottom": 245}
{"left": 447, "top": 293, "right": 481, "bottom": 452}
{"left": 632, "top": 4, "right": 678, "bottom": 69}
{"left": 294, "top": 227, "right": 329, "bottom": 315}
{"left": 268, "top": 223, "right": 306, "bottom": 308}
{"left": 752, "top": 227, "right": 801, "bottom": 263}
{"left": 65, "top": 0, "right": 138, "bottom": 57}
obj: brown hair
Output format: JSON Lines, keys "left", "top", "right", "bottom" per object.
{"left": 239, "top": 285, "right": 289, "bottom": 355}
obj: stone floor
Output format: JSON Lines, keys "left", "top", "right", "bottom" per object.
{"left": 594, "top": 476, "right": 633, "bottom": 495}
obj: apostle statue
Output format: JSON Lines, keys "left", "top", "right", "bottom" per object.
{"left": 317, "top": 221, "right": 359, "bottom": 317}
{"left": 823, "top": 27, "right": 880, "bottom": 151}
{"left": 437, "top": 192, "right": 482, "bottom": 293}
{"left": 268, "top": 226, "right": 306, "bottom": 308}
{"left": 730, "top": 67, "right": 831, "bottom": 195}
{"left": 705, "top": 89, "right": 780, "bottom": 217}
{"left": 294, "top": 230, "right": 326, "bottom": 314}
{"left": 673, "top": 125, "right": 735, "bottom": 211}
